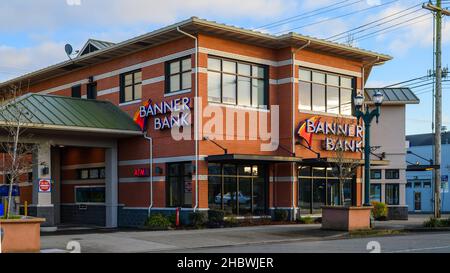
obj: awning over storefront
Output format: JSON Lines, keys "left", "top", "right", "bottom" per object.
{"left": 206, "top": 154, "right": 302, "bottom": 163}
{"left": 301, "top": 157, "right": 390, "bottom": 166}
{"left": 0, "top": 93, "right": 142, "bottom": 136}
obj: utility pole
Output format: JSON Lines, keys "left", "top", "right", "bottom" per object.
{"left": 423, "top": 0, "right": 450, "bottom": 218}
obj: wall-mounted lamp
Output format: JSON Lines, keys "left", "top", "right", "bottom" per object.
{"left": 155, "top": 167, "right": 163, "bottom": 175}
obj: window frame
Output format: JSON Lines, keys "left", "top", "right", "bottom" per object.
{"left": 207, "top": 56, "right": 269, "bottom": 109}
{"left": 165, "top": 56, "right": 192, "bottom": 94}
{"left": 370, "top": 169, "right": 382, "bottom": 180}
{"left": 87, "top": 82, "right": 97, "bottom": 99}
{"left": 74, "top": 185, "right": 106, "bottom": 204}
{"left": 385, "top": 169, "right": 400, "bottom": 179}
{"left": 166, "top": 162, "right": 193, "bottom": 208}
{"left": 77, "top": 167, "right": 106, "bottom": 180}
{"left": 71, "top": 84, "right": 81, "bottom": 98}
{"left": 120, "top": 69, "right": 142, "bottom": 103}
{"left": 385, "top": 183, "right": 400, "bottom": 205}
{"left": 298, "top": 67, "right": 355, "bottom": 115}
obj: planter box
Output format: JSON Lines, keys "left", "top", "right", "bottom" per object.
{"left": 321, "top": 206, "right": 372, "bottom": 231}
{"left": 0, "top": 217, "right": 45, "bottom": 253}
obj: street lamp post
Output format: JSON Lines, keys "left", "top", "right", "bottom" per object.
{"left": 354, "top": 91, "right": 384, "bottom": 206}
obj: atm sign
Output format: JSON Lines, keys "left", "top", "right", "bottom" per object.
{"left": 133, "top": 168, "right": 150, "bottom": 177}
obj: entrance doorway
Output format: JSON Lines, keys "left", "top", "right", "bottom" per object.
{"left": 414, "top": 191, "right": 421, "bottom": 211}
{"left": 208, "top": 163, "right": 267, "bottom": 216}
{"left": 298, "top": 166, "right": 355, "bottom": 215}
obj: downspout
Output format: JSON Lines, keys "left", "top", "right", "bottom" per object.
{"left": 360, "top": 56, "right": 380, "bottom": 206}
{"left": 177, "top": 27, "right": 199, "bottom": 212}
{"left": 144, "top": 133, "right": 153, "bottom": 217}
{"left": 291, "top": 40, "right": 310, "bottom": 220}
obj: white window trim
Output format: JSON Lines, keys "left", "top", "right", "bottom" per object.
{"left": 298, "top": 109, "right": 356, "bottom": 119}
{"left": 164, "top": 88, "right": 191, "bottom": 97}
{"left": 119, "top": 99, "right": 142, "bottom": 107}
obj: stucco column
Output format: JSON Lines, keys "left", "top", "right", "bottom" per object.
{"left": 105, "top": 143, "right": 118, "bottom": 228}
{"left": 32, "top": 141, "right": 55, "bottom": 227}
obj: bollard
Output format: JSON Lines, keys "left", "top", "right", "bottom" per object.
{"left": 24, "top": 201, "right": 28, "bottom": 217}
{"left": 175, "top": 207, "right": 180, "bottom": 227}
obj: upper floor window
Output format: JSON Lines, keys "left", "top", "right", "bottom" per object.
{"left": 370, "top": 169, "right": 381, "bottom": 179}
{"left": 385, "top": 169, "right": 399, "bottom": 179}
{"left": 166, "top": 57, "right": 191, "bottom": 93}
{"left": 207, "top": 57, "right": 267, "bottom": 108}
{"left": 71, "top": 85, "right": 81, "bottom": 98}
{"left": 298, "top": 68, "right": 354, "bottom": 115}
{"left": 120, "top": 70, "right": 142, "bottom": 103}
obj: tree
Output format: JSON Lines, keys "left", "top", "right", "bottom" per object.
{"left": 327, "top": 117, "right": 361, "bottom": 206}
{"left": 0, "top": 85, "right": 36, "bottom": 219}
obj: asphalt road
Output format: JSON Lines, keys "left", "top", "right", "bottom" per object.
{"left": 172, "top": 231, "right": 450, "bottom": 253}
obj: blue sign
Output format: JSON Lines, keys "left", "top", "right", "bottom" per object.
{"left": 0, "top": 185, "right": 20, "bottom": 197}
{"left": 442, "top": 175, "right": 448, "bottom": 182}
{"left": 0, "top": 203, "right": 3, "bottom": 217}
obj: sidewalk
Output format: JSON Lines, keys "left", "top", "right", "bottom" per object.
{"left": 40, "top": 214, "right": 449, "bottom": 253}
{"left": 40, "top": 224, "right": 345, "bottom": 253}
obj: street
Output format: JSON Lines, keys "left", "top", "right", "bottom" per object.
{"left": 171, "top": 232, "right": 450, "bottom": 253}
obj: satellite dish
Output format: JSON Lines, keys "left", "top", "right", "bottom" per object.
{"left": 65, "top": 44, "right": 73, "bottom": 59}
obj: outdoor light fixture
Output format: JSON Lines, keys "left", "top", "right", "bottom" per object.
{"left": 354, "top": 91, "right": 384, "bottom": 206}
{"left": 155, "top": 167, "right": 163, "bottom": 175}
{"left": 372, "top": 90, "right": 384, "bottom": 106}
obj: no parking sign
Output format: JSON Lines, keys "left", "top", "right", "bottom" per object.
{"left": 38, "top": 179, "right": 52, "bottom": 193}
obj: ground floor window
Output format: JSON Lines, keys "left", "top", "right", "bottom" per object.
{"left": 208, "top": 163, "right": 267, "bottom": 216}
{"left": 385, "top": 183, "right": 399, "bottom": 205}
{"left": 370, "top": 184, "right": 382, "bottom": 202}
{"left": 75, "top": 186, "right": 105, "bottom": 203}
{"left": 298, "top": 166, "right": 354, "bottom": 214}
{"left": 166, "top": 162, "right": 193, "bottom": 207}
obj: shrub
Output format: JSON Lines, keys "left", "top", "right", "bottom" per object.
{"left": 224, "top": 215, "right": 239, "bottom": 227}
{"left": 298, "top": 216, "right": 315, "bottom": 224}
{"left": 190, "top": 211, "right": 208, "bottom": 229}
{"left": 208, "top": 209, "right": 225, "bottom": 228}
{"left": 371, "top": 201, "right": 388, "bottom": 221}
{"left": 145, "top": 213, "right": 172, "bottom": 230}
{"left": 273, "top": 209, "right": 289, "bottom": 221}
{"left": 424, "top": 217, "right": 450, "bottom": 228}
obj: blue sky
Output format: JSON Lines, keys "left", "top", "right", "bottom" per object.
{"left": 0, "top": 0, "right": 449, "bottom": 135}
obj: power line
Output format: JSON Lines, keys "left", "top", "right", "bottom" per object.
{"left": 383, "top": 75, "right": 431, "bottom": 88}
{"left": 353, "top": 15, "right": 432, "bottom": 42}
{"left": 254, "top": 0, "right": 363, "bottom": 31}
{"left": 274, "top": 0, "right": 399, "bottom": 34}
{"left": 326, "top": 2, "right": 423, "bottom": 41}
{"left": 351, "top": 12, "right": 431, "bottom": 42}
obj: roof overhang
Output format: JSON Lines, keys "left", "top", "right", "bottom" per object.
{"left": 302, "top": 157, "right": 390, "bottom": 166}
{"left": 206, "top": 154, "right": 302, "bottom": 163}
{"left": 0, "top": 17, "right": 392, "bottom": 92}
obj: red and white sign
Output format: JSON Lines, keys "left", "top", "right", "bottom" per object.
{"left": 38, "top": 179, "right": 52, "bottom": 193}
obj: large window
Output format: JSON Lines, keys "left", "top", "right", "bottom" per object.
{"left": 71, "top": 85, "right": 81, "bottom": 98}
{"left": 166, "top": 57, "right": 192, "bottom": 93}
{"left": 298, "top": 68, "right": 354, "bottom": 115}
{"left": 75, "top": 186, "right": 105, "bottom": 204}
{"left": 77, "top": 167, "right": 106, "bottom": 180}
{"left": 298, "top": 166, "right": 354, "bottom": 214}
{"left": 385, "top": 184, "right": 399, "bottom": 205}
{"left": 120, "top": 70, "right": 142, "bottom": 103}
{"left": 370, "top": 184, "right": 382, "bottom": 202}
{"left": 207, "top": 57, "right": 267, "bottom": 108}
{"left": 166, "top": 162, "right": 193, "bottom": 207}
{"left": 208, "top": 163, "right": 267, "bottom": 216}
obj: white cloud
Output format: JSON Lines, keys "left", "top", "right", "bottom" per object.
{"left": 0, "top": 42, "right": 67, "bottom": 82}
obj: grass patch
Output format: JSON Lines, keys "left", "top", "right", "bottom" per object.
{"left": 0, "top": 215, "right": 23, "bottom": 220}
{"left": 349, "top": 229, "right": 405, "bottom": 238}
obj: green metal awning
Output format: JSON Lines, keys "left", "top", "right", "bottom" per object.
{"left": 0, "top": 93, "right": 142, "bottom": 135}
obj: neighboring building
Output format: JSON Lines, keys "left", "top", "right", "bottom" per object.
{"left": 0, "top": 17, "right": 395, "bottom": 228}
{"left": 366, "top": 88, "right": 420, "bottom": 220}
{"left": 405, "top": 132, "right": 450, "bottom": 213}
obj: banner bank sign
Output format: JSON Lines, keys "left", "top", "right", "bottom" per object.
{"left": 134, "top": 97, "right": 191, "bottom": 131}
{"left": 298, "top": 117, "right": 364, "bottom": 152}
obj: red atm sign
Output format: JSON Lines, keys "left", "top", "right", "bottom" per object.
{"left": 133, "top": 168, "right": 150, "bottom": 177}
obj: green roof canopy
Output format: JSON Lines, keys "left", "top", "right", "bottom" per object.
{"left": 364, "top": 88, "right": 420, "bottom": 105}
{"left": 0, "top": 93, "right": 142, "bottom": 135}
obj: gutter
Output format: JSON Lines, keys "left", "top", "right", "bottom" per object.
{"left": 176, "top": 27, "right": 199, "bottom": 212}
{"left": 291, "top": 40, "right": 310, "bottom": 221}
{"left": 144, "top": 132, "right": 153, "bottom": 217}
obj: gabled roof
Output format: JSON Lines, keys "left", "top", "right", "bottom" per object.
{"left": 0, "top": 17, "right": 392, "bottom": 92}
{"left": 364, "top": 88, "right": 420, "bottom": 105}
{"left": 0, "top": 93, "right": 141, "bottom": 135}
{"left": 78, "top": 39, "right": 116, "bottom": 57}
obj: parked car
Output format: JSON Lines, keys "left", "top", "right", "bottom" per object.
{"left": 215, "top": 191, "right": 251, "bottom": 205}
